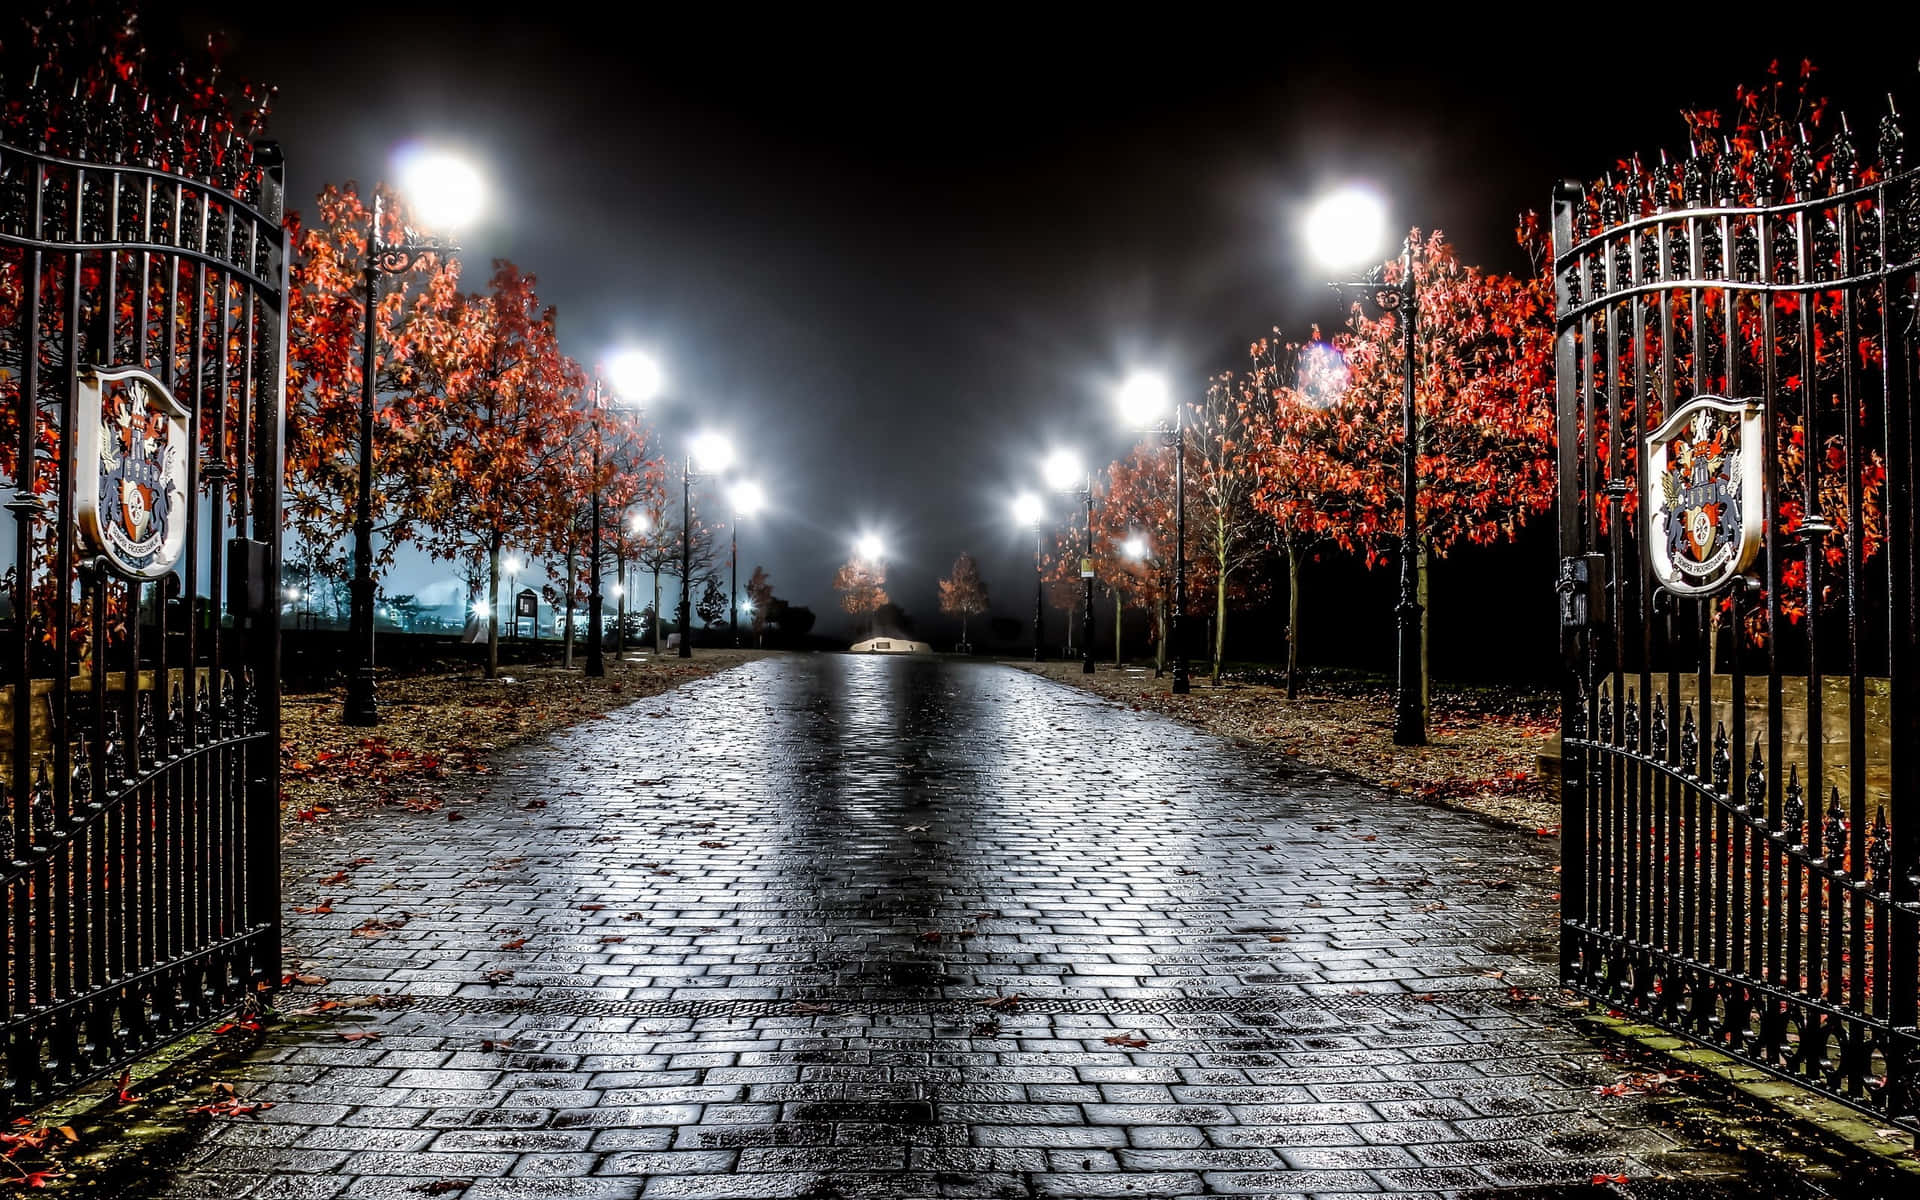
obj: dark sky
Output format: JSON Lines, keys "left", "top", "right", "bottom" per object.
{"left": 148, "top": 6, "right": 1916, "bottom": 635}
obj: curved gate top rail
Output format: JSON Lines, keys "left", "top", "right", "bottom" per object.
{"left": 1, "top": 120, "right": 287, "bottom": 1118}
{"left": 1554, "top": 111, "right": 1920, "bottom": 1127}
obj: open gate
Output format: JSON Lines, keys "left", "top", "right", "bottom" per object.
{"left": 1, "top": 82, "right": 286, "bottom": 1115}
{"left": 1555, "top": 111, "right": 1920, "bottom": 1124}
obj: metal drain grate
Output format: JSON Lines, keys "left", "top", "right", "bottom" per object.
{"left": 289, "top": 987, "right": 1545, "bottom": 1020}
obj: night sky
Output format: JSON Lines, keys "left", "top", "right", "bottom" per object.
{"left": 146, "top": 7, "right": 1916, "bottom": 639}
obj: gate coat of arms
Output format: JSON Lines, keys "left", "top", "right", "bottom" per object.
{"left": 1644, "top": 395, "right": 1764, "bottom": 596}
{"left": 74, "top": 366, "right": 191, "bottom": 580}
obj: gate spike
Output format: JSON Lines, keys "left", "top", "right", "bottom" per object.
{"left": 1823, "top": 787, "right": 1846, "bottom": 864}
{"left": 0, "top": 785, "right": 13, "bottom": 864}
{"left": 105, "top": 713, "right": 129, "bottom": 785}
{"left": 30, "top": 762, "right": 54, "bottom": 846}
{"left": 168, "top": 683, "right": 186, "bottom": 757}
{"left": 71, "top": 736, "right": 92, "bottom": 811}
{"left": 1598, "top": 688, "right": 1614, "bottom": 738}
{"left": 1652, "top": 695, "right": 1669, "bottom": 750}
{"left": 1744, "top": 739, "right": 1766, "bottom": 813}
{"left": 1866, "top": 807, "right": 1891, "bottom": 887}
{"left": 1880, "top": 96, "right": 1905, "bottom": 173}
{"left": 137, "top": 692, "right": 158, "bottom": 766}
{"left": 1716, "top": 138, "right": 1742, "bottom": 207}
{"left": 1680, "top": 707, "right": 1698, "bottom": 776}
{"left": 1783, "top": 765, "right": 1804, "bottom": 844}
{"left": 1624, "top": 688, "right": 1640, "bottom": 744}
{"left": 1832, "top": 114, "right": 1859, "bottom": 189}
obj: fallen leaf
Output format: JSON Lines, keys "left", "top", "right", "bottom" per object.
{"left": 1103, "top": 1034, "right": 1149, "bottom": 1048}
{"left": 499, "top": 937, "right": 529, "bottom": 951}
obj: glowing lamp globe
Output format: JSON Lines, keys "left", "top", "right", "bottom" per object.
{"left": 1305, "top": 186, "right": 1387, "bottom": 271}
{"left": 397, "top": 148, "right": 485, "bottom": 230}
{"left": 1123, "top": 533, "right": 1150, "bottom": 562}
{"left": 855, "top": 534, "right": 885, "bottom": 561}
{"left": 606, "top": 349, "right": 664, "bottom": 403}
{"left": 1115, "top": 371, "right": 1171, "bottom": 427}
{"left": 630, "top": 511, "right": 652, "bottom": 534}
{"left": 1042, "top": 449, "right": 1084, "bottom": 491}
{"left": 1011, "top": 492, "right": 1044, "bottom": 527}
{"left": 690, "top": 431, "right": 735, "bottom": 474}
{"left": 730, "top": 480, "right": 766, "bottom": 517}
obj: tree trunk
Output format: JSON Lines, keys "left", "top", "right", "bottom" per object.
{"left": 653, "top": 567, "right": 662, "bottom": 653}
{"left": 1417, "top": 535, "right": 1431, "bottom": 734}
{"left": 1114, "top": 590, "right": 1123, "bottom": 666}
{"left": 1155, "top": 596, "right": 1166, "bottom": 677}
{"left": 562, "top": 545, "right": 576, "bottom": 670}
{"left": 960, "top": 613, "right": 968, "bottom": 648}
{"left": 486, "top": 535, "right": 502, "bottom": 680}
{"left": 1286, "top": 538, "right": 1301, "bottom": 700}
{"left": 615, "top": 553, "right": 627, "bottom": 660}
{"left": 1212, "top": 569, "right": 1228, "bottom": 685}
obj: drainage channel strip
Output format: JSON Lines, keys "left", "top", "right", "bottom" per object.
{"left": 286, "top": 987, "right": 1544, "bottom": 1020}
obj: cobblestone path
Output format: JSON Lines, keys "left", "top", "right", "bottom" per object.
{"left": 162, "top": 656, "right": 1738, "bottom": 1199}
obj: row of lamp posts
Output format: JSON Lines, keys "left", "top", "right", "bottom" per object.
{"left": 1004, "top": 186, "right": 1423, "bottom": 742}
{"left": 340, "top": 149, "right": 770, "bottom": 725}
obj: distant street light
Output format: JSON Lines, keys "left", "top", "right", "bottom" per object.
{"left": 855, "top": 533, "right": 885, "bottom": 563}
{"left": 1114, "top": 369, "right": 1189, "bottom": 694}
{"left": 588, "top": 350, "right": 661, "bottom": 677}
{"left": 679, "top": 432, "right": 738, "bottom": 658}
{"left": 1011, "top": 492, "right": 1045, "bottom": 662}
{"left": 1307, "top": 185, "right": 1424, "bottom": 746}
{"left": 1041, "top": 449, "right": 1096, "bottom": 675}
{"left": 728, "top": 480, "right": 765, "bottom": 647}
{"left": 346, "top": 150, "right": 483, "bottom": 727}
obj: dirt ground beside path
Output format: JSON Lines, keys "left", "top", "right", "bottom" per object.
{"left": 1017, "top": 659, "right": 1560, "bottom": 832}
{"left": 278, "top": 648, "right": 768, "bottom": 840}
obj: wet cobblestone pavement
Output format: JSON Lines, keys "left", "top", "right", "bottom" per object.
{"left": 161, "top": 656, "right": 1761, "bottom": 1198}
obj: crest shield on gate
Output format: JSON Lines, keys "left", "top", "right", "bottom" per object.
{"left": 74, "top": 365, "right": 191, "bottom": 580}
{"left": 1644, "top": 394, "right": 1764, "bottom": 596}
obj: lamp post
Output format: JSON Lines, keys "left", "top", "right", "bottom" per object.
{"left": 586, "top": 349, "right": 663, "bottom": 677}
{"left": 1307, "top": 186, "right": 1424, "bottom": 746}
{"left": 679, "top": 432, "right": 736, "bottom": 658}
{"left": 1043, "top": 449, "right": 1096, "bottom": 675}
{"left": 625, "top": 509, "right": 651, "bottom": 656}
{"left": 728, "top": 480, "right": 765, "bottom": 647}
{"left": 1115, "top": 371, "right": 1189, "bottom": 694}
{"left": 501, "top": 555, "right": 522, "bottom": 640}
{"left": 1011, "top": 492, "right": 1045, "bottom": 661}
{"left": 344, "top": 151, "right": 483, "bottom": 726}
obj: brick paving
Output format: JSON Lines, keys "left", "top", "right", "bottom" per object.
{"left": 157, "top": 655, "right": 1733, "bottom": 1198}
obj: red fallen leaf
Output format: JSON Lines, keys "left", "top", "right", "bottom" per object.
{"left": 578, "top": 904, "right": 605, "bottom": 911}
{"left": 295, "top": 808, "right": 319, "bottom": 823}
{"left": 284, "top": 973, "right": 328, "bottom": 987}
{"left": 188, "top": 1100, "right": 274, "bottom": 1118}
{"left": 1592, "top": 1173, "right": 1629, "bottom": 1185}
{"left": 352, "top": 918, "right": 400, "bottom": 937}
{"left": 294, "top": 900, "right": 335, "bottom": 914}
{"left": 521, "top": 799, "right": 547, "bottom": 810}
{"left": 697, "top": 840, "right": 730, "bottom": 849}
{"left": 321, "top": 871, "right": 350, "bottom": 885}
{"left": 446, "top": 810, "right": 465, "bottom": 822}
{"left": 1356, "top": 833, "right": 1377, "bottom": 842}
{"left": 340, "top": 1031, "right": 382, "bottom": 1043}
{"left": 1103, "top": 1034, "right": 1149, "bottom": 1048}
{"left": 979, "top": 994, "right": 1022, "bottom": 1012}
{"left": 598, "top": 936, "right": 626, "bottom": 944}
{"left": 499, "top": 937, "right": 529, "bottom": 950}
{"left": 19, "top": 1170, "right": 64, "bottom": 1188}
{"left": 1536, "top": 826, "right": 1559, "bottom": 838}
{"left": 479, "top": 1039, "right": 516, "bottom": 1052}
{"left": 115, "top": 1068, "right": 141, "bottom": 1104}
{"left": 1413, "top": 993, "right": 1440, "bottom": 1003}
{"left": 1267, "top": 935, "right": 1290, "bottom": 943}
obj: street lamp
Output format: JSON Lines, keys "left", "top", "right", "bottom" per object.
{"left": 728, "top": 480, "right": 765, "bottom": 647}
{"left": 1011, "top": 492, "right": 1045, "bottom": 662}
{"left": 623, "top": 509, "right": 652, "bottom": 656}
{"left": 1042, "top": 449, "right": 1096, "bottom": 675}
{"left": 680, "top": 432, "right": 736, "bottom": 658}
{"left": 501, "top": 554, "right": 523, "bottom": 640}
{"left": 1113, "top": 369, "right": 1190, "bottom": 694}
{"left": 1307, "top": 185, "right": 1424, "bottom": 746}
{"left": 345, "top": 150, "right": 483, "bottom": 726}
{"left": 587, "top": 349, "right": 662, "bottom": 677}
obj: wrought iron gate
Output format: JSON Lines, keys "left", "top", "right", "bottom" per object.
{"left": 1, "top": 87, "right": 286, "bottom": 1115}
{"left": 1555, "top": 112, "right": 1920, "bottom": 1125}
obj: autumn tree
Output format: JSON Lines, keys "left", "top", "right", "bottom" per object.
{"left": 834, "top": 557, "right": 888, "bottom": 636}
{"left": 1246, "top": 332, "right": 1348, "bottom": 697}
{"left": 1189, "top": 374, "right": 1268, "bottom": 683}
{"left": 1312, "top": 232, "right": 1555, "bottom": 723}
{"left": 696, "top": 574, "right": 727, "bottom": 628}
{"left": 285, "top": 183, "right": 462, "bottom": 581}
{"left": 938, "top": 553, "right": 990, "bottom": 649}
{"left": 745, "top": 566, "right": 776, "bottom": 645}
{"left": 1100, "top": 438, "right": 1209, "bottom": 675}
{"left": 412, "top": 261, "right": 586, "bottom": 678}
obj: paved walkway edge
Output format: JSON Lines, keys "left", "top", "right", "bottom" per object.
{"left": 1581, "top": 1009, "right": 1920, "bottom": 1176}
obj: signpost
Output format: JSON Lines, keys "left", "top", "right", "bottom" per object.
{"left": 514, "top": 588, "right": 538, "bottom": 641}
